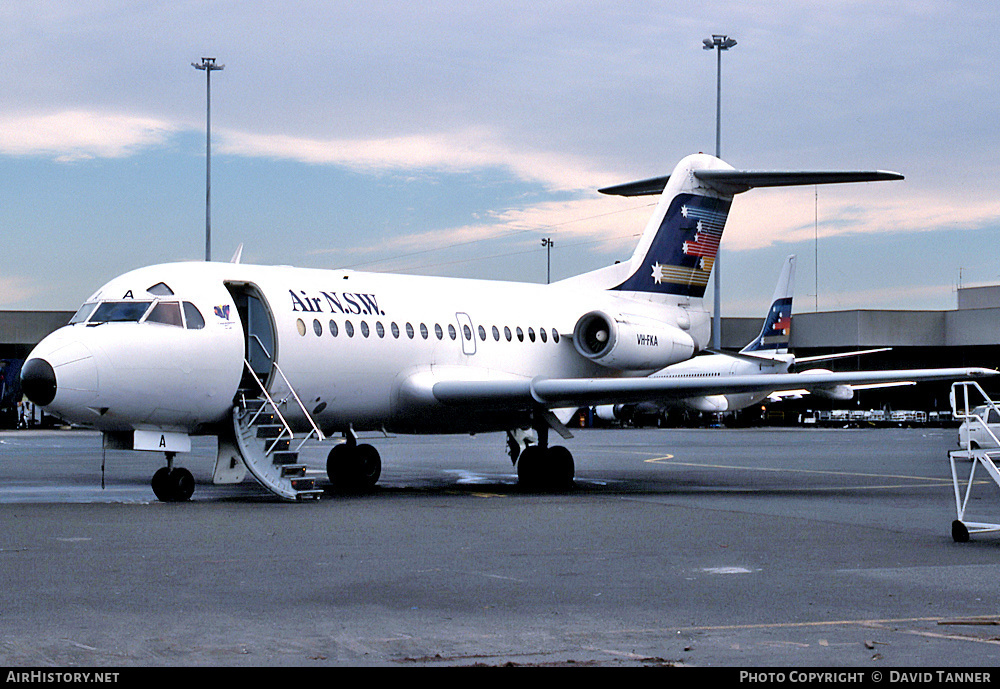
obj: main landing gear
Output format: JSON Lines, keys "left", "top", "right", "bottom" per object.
{"left": 511, "top": 419, "right": 575, "bottom": 491}
{"left": 326, "top": 428, "right": 381, "bottom": 493}
{"left": 151, "top": 452, "right": 195, "bottom": 502}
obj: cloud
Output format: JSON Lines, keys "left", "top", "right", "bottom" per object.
{"left": 0, "top": 274, "right": 46, "bottom": 308}
{"left": 216, "top": 127, "right": 619, "bottom": 193}
{"left": 0, "top": 110, "right": 178, "bottom": 162}
{"left": 725, "top": 185, "right": 1000, "bottom": 252}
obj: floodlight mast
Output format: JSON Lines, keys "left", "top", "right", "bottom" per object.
{"left": 702, "top": 34, "right": 736, "bottom": 350}
{"left": 192, "top": 57, "right": 224, "bottom": 262}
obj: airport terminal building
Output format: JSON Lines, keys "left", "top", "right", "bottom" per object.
{"left": 3, "top": 285, "right": 1000, "bottom": 427}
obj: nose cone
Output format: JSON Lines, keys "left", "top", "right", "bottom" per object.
{"left": 20, "top": 358, "right": 57, "bottom": 406}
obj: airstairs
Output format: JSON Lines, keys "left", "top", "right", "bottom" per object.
{"left": 232, "top": 359, "right": 326, "bottom": 501}
{"left": 947, "top": 381, "right": 1000, "bottom": 541}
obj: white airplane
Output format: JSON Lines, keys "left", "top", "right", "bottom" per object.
{"left": 19, "top": 153, "right": 996, "bottom": 501}
{"left": 595, "top": 254, "right": 899, "bottom": 423}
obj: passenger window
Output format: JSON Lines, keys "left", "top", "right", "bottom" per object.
{"left": 183, "top": 302, "right": 205, "bottom": 329}
{"left": 504, "top": 326, "right": 512, "bottom": 342}
{"left": 406, "top": 322, "right": 415, "bottom": 339}
{"left": 492, "top": 326, "right": 500, "bottom": 341}
{"left": 448, "top": 324, "right": 457, "bottom": 340}
{"left": 516, "top": 327, "right": 524, "bottom": 342}
{"left": 360, "top": 321, "right": 370, "bottom": 338}
{"left": 551, "top": 328, "right": 559, "bottom": 343}
{"left": 391, "top": 322, "right": 400, "bottom": 338}
{"left": 313, "top": 319, "right": 322, "bottom": 336}
{"left": 420, "top": 323, "right": 429, "bottom": 339}
{"left": 345, "top": 320, "right": 355, "bottom": 337}
{"left": 435, "top": 324, "right": 444, "bottom": 340}
{"left": 539, "top": 327, "right": 547, "bottom": 343}
{"left": 296, "top": 319, "right": 306, "bottom": 336}
{"left": 329, "top": 320, "right": 339, "bottom": 337}
{"left": 527, "top": 327, "right": 535, "bottom": 342}
{"left": 146, "top": 301, "right": 183, "bottom": 327}
{"left": 477, "top": 325, "right": 486, "bottom": 341}
{"left": 376, "top": 322, "right": 385, "bottom": 338}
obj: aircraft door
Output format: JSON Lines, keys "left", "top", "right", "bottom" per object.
{"left": 456, "top": 312, "right": 476, "bottom": 355}
{"left": 225, "top": 282, "right": 278, "bottom": 391}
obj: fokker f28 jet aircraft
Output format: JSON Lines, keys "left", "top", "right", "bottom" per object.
{"left": 20, "top": 153, "right": 996, "bottom": 501}
{"left": 595, "top": 254, "right": 899, "bottom": 424}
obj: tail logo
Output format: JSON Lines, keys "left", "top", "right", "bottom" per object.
{"left": 613, "top": 194, "right": 731, "bottom": 297}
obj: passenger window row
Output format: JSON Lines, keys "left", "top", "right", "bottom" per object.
{"left": 296, "top": 318, "right": 560, "bottom": 344}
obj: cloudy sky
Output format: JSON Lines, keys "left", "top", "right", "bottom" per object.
{"left": 2, "top": 1, "right": 999, "bottom": 317}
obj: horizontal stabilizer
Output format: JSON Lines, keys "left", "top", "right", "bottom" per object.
{"left": 599, "top": 169, "right": 904, "bottom": 197}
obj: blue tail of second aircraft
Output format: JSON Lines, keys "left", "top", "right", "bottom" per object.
{"left": 740, "top": 255, "right": 795, "bottom": 355}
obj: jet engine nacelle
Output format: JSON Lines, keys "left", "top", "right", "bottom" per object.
{"left": 800, "top": 368, "right": 855, "bottom": 401}
{"left": 572, "top": 310, "right": 696, "bottom": 371}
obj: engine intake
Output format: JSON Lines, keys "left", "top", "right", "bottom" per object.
{"left": 572, "top": 310, "right": 695, "bottom": 371}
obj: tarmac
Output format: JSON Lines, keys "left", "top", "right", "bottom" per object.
{"left": 1, "top": 425, "right": 998, "bottom": 668}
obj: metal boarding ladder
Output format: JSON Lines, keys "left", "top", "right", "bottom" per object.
{"left": 947, "top": 381, "right": 1000, "bottom": 541}
{"left": 233, "top": 359, "right": 326, "bottom": 501}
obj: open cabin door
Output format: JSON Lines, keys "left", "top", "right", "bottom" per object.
{"left": 225, "top": 282, "right": 277, "bottom": 392}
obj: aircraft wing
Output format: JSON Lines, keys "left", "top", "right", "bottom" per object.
{"left": 431, "top": 367, "right": 995, "bottom": 410}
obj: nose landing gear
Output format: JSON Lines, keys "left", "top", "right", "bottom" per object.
{"left": 151, "top": 452, "right": 195, "bottom": 502}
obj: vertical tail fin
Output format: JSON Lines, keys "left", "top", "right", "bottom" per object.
{"left": 740, "top": 255, "right": 795, "bottom": 354}
{"left": 607, "top": 154, "right": 735, "bottom": 299}
{"left": 593, "top": 155, "right": 900, "bottom": 299}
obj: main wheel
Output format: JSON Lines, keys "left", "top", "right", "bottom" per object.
{"left": 327, "top": 443, "right": 381, "bottom": 492}
{"left": 516, "top": 446, "right": 546, "bottom": 490}
{"left": 517, "top": 446, "right": 575, "bottom": 491}
{"left": 547, "top": 445, "right": 575, "bottom": 491}
{"left": 356, "top": 444, "right": 382, "bottom": 489}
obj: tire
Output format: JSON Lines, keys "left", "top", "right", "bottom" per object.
{"left": 516, "top": 446, "right": 545, "bottom": 490}
{"left": 547, "top": 445, "right": 575, "bottom": 491}
{"left": 356, "top": 444, "right": 382, "bottom": 489}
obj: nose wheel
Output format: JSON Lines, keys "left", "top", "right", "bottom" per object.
{"left": 151, "top": 453, "right": 195, "bottom": 502}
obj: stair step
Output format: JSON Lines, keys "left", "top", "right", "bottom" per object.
{"left": 243, "top": 398, "right": 266, "bottom": 412}
{"left": 269, "top": 438, "right": 290, "bottom": 452}
{"left": 280, "top": 464, "right": 308, "bottom": 478}
{"left": 256, "top": 424, "right": 286, "bottom": 439}
{"left": 290, "top": 477, "right": 317, "bottom": 492}
{"left": 270, "top": 451, "right": 299, "bottom": 465}
{"left": 295, "top": 489, "right": 325, "bottom": 501}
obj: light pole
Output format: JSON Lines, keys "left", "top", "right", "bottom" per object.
{"left": 703, "top": 34, "right": 736, "bottom": 350}
{"left": 541, "top": 238, "right": 553, "bottom": 284}
{"left": 192, "top": 57, "right": 224, "bottom": 262}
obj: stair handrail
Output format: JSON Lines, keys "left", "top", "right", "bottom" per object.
{"left": 245, "top": 335, "right": 325, "bottom": 447}
{"left": 242, "top": 358, "right": 294, "bottom": 455}
{"left": 271, "top": 360, "right": 326, "bottom": 447}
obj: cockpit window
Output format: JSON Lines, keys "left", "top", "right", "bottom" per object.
{"left": 69, "top": 302, "right": 99, "bottom": 324}
{"left": 89, "top": 301, "right": 153, "bottom": 323}
{"left": 147, "top": 282, "right": 174, "bottom": 296}
{"left": 183, "top": 302, "right": 205, "bottom": 330}
{"left": 145, "top": 301, "right": 183, "bottom": 327}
